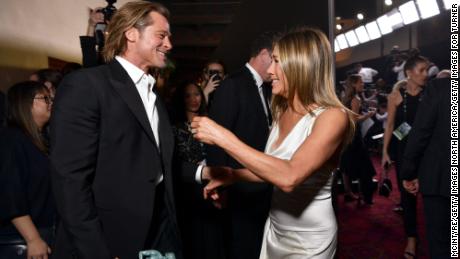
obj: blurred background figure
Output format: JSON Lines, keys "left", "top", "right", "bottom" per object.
{"left": 0, "top": 81, "right": 56, "bottom": 259}
{"left": 200, "top": 60, "right": 226, "bottom": 106}
{"left": 171, "top": 81, "right": 226, "bottom": 259}
{"left": 29, "top": 69, "right": 63, "bottom": 97}
{"left": 340, "top": 74, "right": 376, "bottom": 205}
{"left": 382, "top": 55, "right": 429, "bottom": 259}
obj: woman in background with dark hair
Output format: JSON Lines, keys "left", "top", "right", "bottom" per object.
{"left": 172, "top": 82, "right": 225, "bottom": 259}
{"left": 340, "top": 74, "right": 376, "bottom": 204}
{"left": 0, "top": 81, "right": 56, "bottom": 259}
{"left": 382, "top": 55, "right": 429, "bottom": 259}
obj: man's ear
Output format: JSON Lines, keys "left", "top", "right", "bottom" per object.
{"left": 125, "top": 27, "right": 138, "bottom": 42}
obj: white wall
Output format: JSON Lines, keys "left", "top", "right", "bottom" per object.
{"left": 0, "top": 0, "right": 131, "bottom": 69}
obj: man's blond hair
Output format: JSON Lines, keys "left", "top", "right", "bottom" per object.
{"left": 102, "top": 1, "right": 170, "bottom": 63}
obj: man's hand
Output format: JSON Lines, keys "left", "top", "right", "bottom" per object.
{"left": 403, "top": 179, "right": 419, "bottom": 195}
{"left": 27, "top": 237, "right": 51, "bottom": 259}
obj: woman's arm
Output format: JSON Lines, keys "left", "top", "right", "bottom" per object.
{"left": 382, "top": 91, "right": 400, "bottom": 166}
{"left": 194, "top": 108, "right": 348, "bottom": 193}
{"left": 351, "top": 97, "right": 375, "bottom": 122}
{"left": 12, "top": 215, "right": 51, "bottom": 259}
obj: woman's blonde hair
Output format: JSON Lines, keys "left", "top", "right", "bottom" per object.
{"left": 272, "top": 27, "right": 355, "bottom": 143}
{"left": 102, "top": 1, "right": 170, "bottom": 63}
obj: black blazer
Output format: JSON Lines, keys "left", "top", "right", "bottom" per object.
{"left": 401, "top": 78, "right": 451, "bottom": 197}
{"left": 206, "top": 66, "right": 272, "bottom": 259}
{"left": 207, "top": 66, "right": 271, "bottom": 169}
{"left": 50, "top": 60, "right": 193, "bottom": 258}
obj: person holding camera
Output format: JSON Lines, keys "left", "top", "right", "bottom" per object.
{"left": 80, "top": 1, "right": 117, "bottom": 67}
{"left": 201, "top": 60, "right": 226, "bottom": 105}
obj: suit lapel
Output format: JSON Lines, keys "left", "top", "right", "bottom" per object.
{"left": 155, "top": 95, "right": 173, "bottom": 168}
{"left": 243, "top": 67, "right": 271, "bottom": 127}
{"left": 108, "top": 60, "right": 158, "bottom": 147}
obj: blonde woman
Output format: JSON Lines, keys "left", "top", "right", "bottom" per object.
{"left": 192, "top": 27, "right": 354, "bottom": 258}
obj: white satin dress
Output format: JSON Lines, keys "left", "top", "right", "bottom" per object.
{"left": 259, "top": 108, "right": 337, "bottom": 259}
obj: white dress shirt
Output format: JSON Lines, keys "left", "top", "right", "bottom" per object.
{"left": 246, "top": 63, "right": 270, "bottom": 118}
{"left": 115, "top": 56, "right": 163, "bottom": 183}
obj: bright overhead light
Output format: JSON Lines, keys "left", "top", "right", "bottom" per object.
{"left": 345, "top": 31, "right": 359, "bottom": 47}
{"left": 336, "top": 34, "right": 349, "bottom": 49}
{"left": 377, "top": 15, "right": 393, "bottom": 35}
{"left": 387, "top": 9, "right": 404, "bottom": 29}
{"left": 443, "top": 0, "right": 456, "bottom": 9}
{"left": 385, "top": 0, "right": 393, "bottom": 6}
{"left": 416, "top": 0, "right": 440, "bottom": 19}
{"left": 336, "top": 16, "right": 342, "bottom": 20}
{"left": 355, "top": 26, "right": 370, "bottom": 43}
{"left": 357, "top": 13, "right": 364, "bottom": 20}
{"left": 334, "top": 39, "right": 341, "bottom": 52}
{"left": 336, "top": 24, "right": 342, "bottom": 30}
{"left": 399, "top": 1, "right": 420, "bottom": 25}
{"left": 365, "top": 21, "right": 382, "bottom": 40}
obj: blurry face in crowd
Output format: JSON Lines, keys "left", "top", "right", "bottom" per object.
{"left": 184, "top": 84, "right": 202, "bottom": 114}
{"left": 204, "top": 63, "right": 225, "bottom": 81}
{"left": 259, "top": 48, "right": 274, "bottom": 82}
{"left": 354, "top": 77, "right": 364, "bottom": 93}
{"left": 406, "top": 62, "right": 429, "bottom": 87}
{"left": 127, "top": 11, "right": 172, "bottom": 71}
{"left": 31, "top": 91, "right": 52, "bottom": 129}
{"left": 267, "top": 46, "right": 288, "bottom": 97}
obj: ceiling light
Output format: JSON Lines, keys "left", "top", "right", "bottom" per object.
{"left": 334, "top": 39, "right": 341, "bottom": 52}
{"left": 387, "top": 9, "right": 404, "bottom": 29}
{"left": 336, "top": 34, "right": 349, "bottom": 49}
{"left": 385, "top": 0, "right": 393, "bottom": 6}
{"left": 355, "top": 26, "right": 370, "bottom": 43}
{"left": 357, "top": 13, "right": 364, "bottom": 20}
{"left": 345, "top": 31, "right": 360, "bottom": 47}
{"left": 443, "top": 0, "right": 455, "bottom": 9}
{"left": 336, "top": 16, "right": 342, "bottom": 20}
{"left": 336, "top": 24, "right": 343, "bottom": 30}
{"left": 416, "top": 0, "right": 440, "bottom": 19}
{"left": 399, "top": 1, "right": 420, "bottom": 25}
{"left": 365, "top": 21, "right": 382, "bottom": 40}
{"left": 377, "top": 15, "right": 394, "bottom": 35}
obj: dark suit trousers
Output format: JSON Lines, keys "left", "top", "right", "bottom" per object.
{"left": 423, "top": 195, "right": 450, "bottom": 259}
{"left": 144, "top": 182, "right": 183, "bottom": 259}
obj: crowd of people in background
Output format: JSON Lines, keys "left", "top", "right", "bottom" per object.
{"left": 0, "top": 1, "right": 453, "bottom": 259}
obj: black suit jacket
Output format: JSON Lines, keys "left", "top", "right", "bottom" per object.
{"left": 50, "top": 60, "right": 193, "bottom": 258}
{"left": 401, "top": 78, "right": 451, "bottom": 197}
{"left": 0, "top": 91, "right": 5, "bottom": 128}
{"left": 207, "top": 66, "right": 272, "bottom": 258}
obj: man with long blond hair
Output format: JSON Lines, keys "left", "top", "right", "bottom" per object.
{"left": 50, "top": 1, "right": 189, "bottom": 258}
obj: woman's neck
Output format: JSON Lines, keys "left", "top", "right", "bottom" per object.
{"left": 406, "top": 81, "right": 422, "bottom": 95}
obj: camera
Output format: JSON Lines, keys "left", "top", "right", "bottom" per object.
{"left": 95, "top": 0, "right": 117, "bottom": 49}
{"left": 208, "top": 70, "right": 222, "bottom": 81}
{"left": 96, "top": 0, "right": 117, "bottom": 23}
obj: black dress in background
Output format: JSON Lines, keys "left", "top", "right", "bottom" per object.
{"left": 393, "top": 88, "right": 423, "bottom": 238}
{"left": 340, "top": 96, "right": 376, "bottom": 204}
{"left": 172, "top": 122, "right": 226, "bottom": 259}
{"left": 0, "top": 128, "right": 56, "bottom": 258}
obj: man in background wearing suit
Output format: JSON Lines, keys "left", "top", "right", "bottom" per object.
{"left": 50, "top": 2, "right": 194, "bottom": 258}
{"left": 207, "top": 31, "right": 278, "bottom": 259}
{"left": 401, "top": 78, "right": 451, "bottom": 258}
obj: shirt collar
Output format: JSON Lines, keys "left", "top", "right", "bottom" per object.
{"left": 245, "top": 63, "right": 263, "bottom": 88}
{"left": 115, "top": 56, "right": 156, "bottom": 87}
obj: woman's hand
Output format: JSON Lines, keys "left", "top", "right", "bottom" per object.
{"left": 202, "top": 166, "right": 235, "bottom": 201}
{"left": 27, "top": 237, "right": 51, "bottom": 259}
{"left": 191, "top": 116, "right": 227, "bottom": 146}
{"left": 381, "top": 152, "right": 392, "bottom": 169}
{"left": 202, "top": 75, "right": 220, "bottom": 101}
